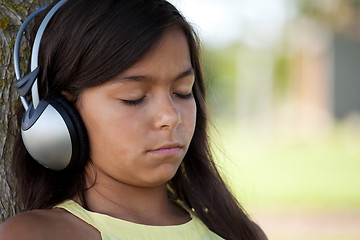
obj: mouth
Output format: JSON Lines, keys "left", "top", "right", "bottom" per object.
{"left": 147, "top": 143, "right": 183, "bottom": 156}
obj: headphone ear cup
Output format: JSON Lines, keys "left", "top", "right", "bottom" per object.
{"left": 21, "top": 94, "right": 88, "bottom": 171}
{"left": 48, "top": 94, "right": 89, "bottom": 170}
{"left": 21, "top": 96, "right": 87, "bottom": 171}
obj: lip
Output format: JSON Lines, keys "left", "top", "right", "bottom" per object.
{"left": 148, "top": 143, "right": 183, "bottom": 156}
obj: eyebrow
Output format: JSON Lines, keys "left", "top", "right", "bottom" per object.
{"left": 115, "top": 67, "right": 195, "bottom": 83}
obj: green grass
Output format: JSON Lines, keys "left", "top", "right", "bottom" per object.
{"left": 210, "top": 119, "right": 360, "bottom": 239}
{"left": 210, "top": 119, "right": 360, "bottom": 212}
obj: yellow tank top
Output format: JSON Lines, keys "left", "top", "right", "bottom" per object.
{"left": 55, "top": 200, "right": 224, "bottom": 240}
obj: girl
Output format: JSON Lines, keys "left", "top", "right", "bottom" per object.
{"left": 0, "top": 0, "right": 267, "bottom": 239}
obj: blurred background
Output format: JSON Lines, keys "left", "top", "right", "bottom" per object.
{"left": 169, "top": 0, "right": 360, "bottom": 239}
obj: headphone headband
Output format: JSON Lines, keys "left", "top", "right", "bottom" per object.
{"left": 31, "top": 0, "right": 68, "bottom": 108}
{"left": 14, "top": 6, "right": 46, "bottom": 110}
{"left": 14, "top": 0, "right": 68, "bottom": 110}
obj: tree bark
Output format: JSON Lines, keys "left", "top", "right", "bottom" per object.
{"left": 0, "top": 0, "right": 50, "bottom": 223}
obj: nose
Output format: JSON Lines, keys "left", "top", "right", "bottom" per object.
{"left": 154, "top": 96, "right": 182, "bottom": 130}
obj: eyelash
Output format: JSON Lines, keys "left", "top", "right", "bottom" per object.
{"left": 121, "top": 93, "right": 193, "bottom": 106}
{"left": 121, "top": 97, "right": 145, "bottom": 106}
{"left": 176, "top": 92, "right": 193, "bottom": 99}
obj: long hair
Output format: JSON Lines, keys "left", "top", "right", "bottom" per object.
{"left": 12, "top": 0, "right": 265, "bottom": 239}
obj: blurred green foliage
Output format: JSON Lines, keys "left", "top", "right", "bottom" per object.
{"left": 273, "top": 50, "right": 291, "bottom": 101}
{"left": 211, "top": 119, "right": 360, "bottom": 211}
{"left": 202, "top": 45, "right": 237, "bottom": 116}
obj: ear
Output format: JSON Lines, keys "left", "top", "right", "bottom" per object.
{"left": 61, "top": 90, "right": 75, "bottom": 102}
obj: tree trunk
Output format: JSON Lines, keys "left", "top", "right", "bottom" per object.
{"left": 0, "top": 0, "right": 50, "bottom": 223}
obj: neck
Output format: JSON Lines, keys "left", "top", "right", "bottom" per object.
{"left": 76, "top": 163, "right": 190, "bottom": 226}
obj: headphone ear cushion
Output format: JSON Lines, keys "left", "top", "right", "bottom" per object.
{"left": 48, "top": 94, "right": 89, "bottom": 170}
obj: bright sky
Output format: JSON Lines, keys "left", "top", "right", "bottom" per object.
{"left": 168, "top": 0, "right": 295, "bottom": 48}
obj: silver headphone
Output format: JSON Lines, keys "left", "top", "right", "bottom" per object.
{"left": 14, "top": 0, "right": 88, "bottom": 171}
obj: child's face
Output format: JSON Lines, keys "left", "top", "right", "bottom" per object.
{"left": 77, "top": 28, "right": 196, "bottom": 188}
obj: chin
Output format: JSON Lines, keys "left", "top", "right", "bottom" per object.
{"left": 143, "top": 165, "right": 180, "bottom": 187}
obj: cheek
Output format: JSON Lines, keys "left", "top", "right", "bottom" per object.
{"left": 181, "top": 100, "right": 197, "bottom": 137}
{"left": 105, "top": 114, "right": 144, "bottom": 144}
{"left": 82, "top": 106, "right": 145, "bottom": 160}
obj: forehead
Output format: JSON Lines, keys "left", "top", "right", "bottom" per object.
{"left": 131, "top": 27, "right": 190, "bottom": 69}
{"left": 109, "top": 27, "right": 192, "bottom": 83}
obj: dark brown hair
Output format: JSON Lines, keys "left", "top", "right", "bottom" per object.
{"left": 13, "top": 0, "right": 266, "bottom": 239}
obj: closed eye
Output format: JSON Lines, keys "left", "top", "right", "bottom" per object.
{"left": 175, "top": 93, "right": 193, "bottom": 99}
{"left": 121, "top": 96, "right": 145, "bottom": 106}
{"left": 121, "top": 92, "right": 193, "bottom": 106}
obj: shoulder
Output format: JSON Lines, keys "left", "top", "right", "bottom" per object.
{"left": 0, "top": 209, "right": 58, "bottom": 240}
{"left": 0, "top": 207, "right": 100, "bottom": 240}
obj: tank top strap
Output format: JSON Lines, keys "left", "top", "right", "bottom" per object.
{"left": 54, "top": 200, "right": 101, "bottom": 230}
